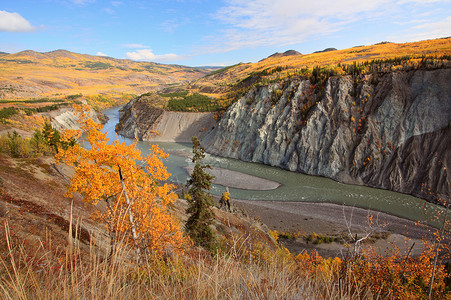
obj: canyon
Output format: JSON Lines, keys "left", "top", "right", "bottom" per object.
{"left": 117, "top": 68, "right": 450, "bottom": 204}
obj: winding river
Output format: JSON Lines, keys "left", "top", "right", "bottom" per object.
{"left": 102, "top": 106, "right": 445, "bottom": 226}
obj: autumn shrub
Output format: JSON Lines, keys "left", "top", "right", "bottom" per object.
{"left": 0, "top": 122, "right": 70, "bottom": 158}
{"left": 0, "top": 131, "right": 31, "bottom": 158}
{"left": 340, "top": 244, "right": 449, "bottom": 299}
{"left": 1, "top": 216, "right": 449, "bottom": 299}
{"left": 0, "top": 227, "right": 340, "bottom": 299}
{"left": 56, "top": 105, "right": 188, "bottom": 259}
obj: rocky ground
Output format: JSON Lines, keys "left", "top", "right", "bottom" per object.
{"left": 231, "top": 199, "right": 434, "bottom": 258}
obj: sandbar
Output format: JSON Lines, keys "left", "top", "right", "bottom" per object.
{"left": 183, "top": 166, "right": 281, "bottom": 190}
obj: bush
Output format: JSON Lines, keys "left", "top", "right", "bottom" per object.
{"left": 67, "top": 94, "right": 82, "bottom": 100}
{"left": 0, "top": 107, "right": 19, "bottom": 122}
{"left": 83, "top": 61, "right": 112, "bottom": 70}
{"left": 0, "top": 123, "right": 71, "bottom": 158}
{"left": 0, "top": 131, "right": 30, "bottom": 158}
{"left": 167, "top": 93, "right": 220, "bottom": 112}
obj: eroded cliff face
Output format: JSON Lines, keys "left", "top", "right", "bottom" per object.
{"left": 115, "top": 98, "right": 164, "bottom": 140}
{"left": 202, "top": 69, "right": 450, "bottom": 203}
{"left": 48, "top": 103, "right": 100, "bottom": 131}
{"left": 116, "top": 98, "right": 215, "bottom": 142}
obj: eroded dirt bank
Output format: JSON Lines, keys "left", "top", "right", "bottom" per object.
{"left": 116, "top": 98, "right": 215, "bottom": 142}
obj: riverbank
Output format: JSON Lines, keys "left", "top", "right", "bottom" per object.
{"left": 227, "top": 198, "right": 438, "bottom": 258}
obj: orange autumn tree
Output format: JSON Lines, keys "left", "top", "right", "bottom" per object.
{"left": 56, "top": 105, "right": 187, "bottom": 258}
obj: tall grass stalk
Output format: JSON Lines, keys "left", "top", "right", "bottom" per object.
{"left": 0, "top": 219, "right": 375, "bottom": 299}
{"left": 2, "top": 215, "right": 447, "bottom": 299}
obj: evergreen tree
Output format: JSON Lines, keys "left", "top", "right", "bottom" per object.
{"left": 42, "top": 121, "right": 76, "bottom": 153}
{"left": 42, "top": 121, "right": 61, "bottom": 153}
{"left": 185, "top": 136, "right": 216, "bottom": 252}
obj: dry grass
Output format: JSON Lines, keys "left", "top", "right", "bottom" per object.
{"left": 0, "top": 220, "right": 371, "bottom": 300}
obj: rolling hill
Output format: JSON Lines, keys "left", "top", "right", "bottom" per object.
{"left": 184, "top": 37, "right": 451, "bottom": 102}
{"left": 0, "top": 49, "right": 215, "bottom": 100}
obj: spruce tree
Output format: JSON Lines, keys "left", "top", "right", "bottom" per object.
{"left": 185, "top": 136, "right": 216, "bottom": 252}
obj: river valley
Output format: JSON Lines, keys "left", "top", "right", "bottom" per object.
{"left": 102, "top": 106, "right": 446, "bottom": 228}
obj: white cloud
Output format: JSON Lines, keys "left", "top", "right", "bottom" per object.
{"left": 0, "top": 11, "right": 35, "bottom": 32}
{"left": 213, "top": 0, "right": 393, "bottom": 51}
{"left": 392, "top": 16, "right": 451, "bottom": 41}
{"left": 160, "top": 18, "right": 182, "bottom": 33}
{"left": 125, "top": 49, "right": 187, "bottom": 62}
{"left": 210, "top": 0, "right": 451, "bottom": 52}
{"left": 97, "top": 51, "right": 108, "bottom": 56}
{"left": 397, "top": 0, "right": 451, "bottom": 3}
{"left": 123, "top": 43, "right": 148, "bottom": 49}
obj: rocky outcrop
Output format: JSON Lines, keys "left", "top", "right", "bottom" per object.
{"left": 47, "top": 103, "right": 100, "bottom": 131}
{"left": 202, "top": 69, "right": 450, "bottom": 204}
{"left": 116, "top": 98, "right": 215, "bottom": 142}
{"left": 115, "top": 98, "right": 164, "bottom": 140}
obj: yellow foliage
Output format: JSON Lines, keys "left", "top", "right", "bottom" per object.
{"left": 269, "top": 230, "right": 279, "bottom": 243}
{"left": 56, "top": 104, "right": 188, "bottom": 256}
{"left": 0, "top": 50, "right": 211, "bottom": 99}
{"left": 221, "top": 191, "right": 230, "bottom": 202}
{"left": 188, "top": 37, "right": 451, "bottom": 100}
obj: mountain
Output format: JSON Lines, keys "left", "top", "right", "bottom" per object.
{"left": 0, "top": 49, "right": 215, "bottom": 99}
{"left": 265, "top": 50, "right": 302, "bottom": 60}
{"left": 313, "top": 48, "right": 337, "bottom": 53}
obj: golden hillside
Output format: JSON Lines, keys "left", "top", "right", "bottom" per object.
{"left": 186, "top": 37, "right": 451, "bottom": 100}
{"left": 0, "top": 49, "right": 215, "bottom": 100}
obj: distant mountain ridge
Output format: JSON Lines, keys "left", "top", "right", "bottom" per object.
{"left": 0, "top": 49, "right": 215, "bottom": 99}
{"left": 186, "top": 37, "right": 451, "bottom": 100}
{"left": 266, "top": 50, "right": 302, "bottom": 59}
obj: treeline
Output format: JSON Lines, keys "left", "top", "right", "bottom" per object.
{"left": 0, "top": 122, "right": 75, "bottom": 158}
{"left": 307, "top": 54, "right": 451, "bottom": 82}
{"left": 0, "top": 103, "right": 69, "bottom": 123}
{"left": 339, "top": 54, "right": 451, "bottom": 75}
{"left": 23, "top": 103, "right": 70, "bottom": 115}
{"left": 0, "top": 107, "right": 19, "bottom": 122}
{"left": 0, "top": 98, "right": 67, "bottom": 104}
{"left": 166, "top": 93, "right": 220, "bottom": 112}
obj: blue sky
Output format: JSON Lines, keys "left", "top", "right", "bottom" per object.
{"left": 1, "top": 0, "right": 450, "bottom": 66}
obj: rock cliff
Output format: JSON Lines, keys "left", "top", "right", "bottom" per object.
{"left": 202, "top": 69, "right": 450, "bottom": 204}
{"left": 116, "top": 98, "right": 215, "bottom": 142}
{"left": 47, "top": 103, "right": 100, "bottom": 131}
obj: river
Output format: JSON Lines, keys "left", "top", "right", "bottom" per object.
{"left": 101, "top": 106, "right": 445, "bottom": 226}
